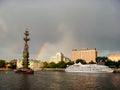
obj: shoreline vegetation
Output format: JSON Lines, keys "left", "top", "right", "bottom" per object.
{"left": 0, "top": 68, "right": 65, "bottom": 71}
{"left": 38, "top": 68, "right": 65, "bottom": 71}
{"left": 1, "top": 68, "right": 120, "bottom": 73}
{"left": 1, "top": 57, "right": 120, "bottom": 73}
{"left": 0, "top": 68, "right": 13, "bottom": 71}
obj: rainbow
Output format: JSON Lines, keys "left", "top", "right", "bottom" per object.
{"left": 36, "top": 43, "right": 47, "bottom": 60}
{"left": 7, "top": 41, "right": 20, "bottom": 59}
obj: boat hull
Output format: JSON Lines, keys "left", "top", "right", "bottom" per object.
{"left": 14, "top": 69, "right": 34, "bottom": 74}
{"left": 65, "top": 70, "right": 114, "bottom": 73}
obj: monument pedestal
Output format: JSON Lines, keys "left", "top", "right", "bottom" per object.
{"left": 14, "top": 68, "right": 34, "bottom": 74}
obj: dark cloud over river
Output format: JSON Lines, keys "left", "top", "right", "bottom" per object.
{"left": 0, "top": 0, "right": 120, "bottom": 60}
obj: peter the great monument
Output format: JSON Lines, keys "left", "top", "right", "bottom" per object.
{"left": 14, "top": 29, "right": 34, "bottom": 74}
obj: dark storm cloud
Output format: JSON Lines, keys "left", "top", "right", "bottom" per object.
{"left": 0, "top": 0, "right": 120, "bottom": 60}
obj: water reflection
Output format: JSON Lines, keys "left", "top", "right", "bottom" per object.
{"left": 0, "top": 71, "right": 120, "bottom": 90}
{"left": 112, "top": 73, "right": 120, "bottom": 88}
{"left": 18, "top": 75, "right": 31, "bottom": 90}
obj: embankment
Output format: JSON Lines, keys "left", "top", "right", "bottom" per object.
{"left": 36, "top": 68, "right": 65, "bottom": 71}
{"left": 113, "top": 68, "right": 120, "bottom": 73}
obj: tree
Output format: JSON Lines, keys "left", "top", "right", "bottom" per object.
{"left": 96, "top": 56, "right": 108, "bottom": 63}
{"left": 88, "top": 60, "right": 96, "bottom": 64}
{"left": 8, "top": 62, "right": 16, "bottom": 69}
{"left": 66, "top": 61, "right": 74, "bottom": 65}
{"left": 115, "top": 61, "right": 119, "bottom": 68}
{"left": 0, "top": 60, "right": 5, "bottom": 68}
{"left": 118, "top": 60, "right": 120, "bottom": 66}
{"left": 42, "top": 62, "right": 48, "bottom": 68}
{"left": 75, "top": 59, "right": 87, "bottom": 64}
{"left": 57, "top": 61, "right": 67, "bottom": 68}
{"left": 105, "top": 60, "right": 115, "bottom": 67}
{"left": 47, "top": 62, "right": 57, "bottom": 68}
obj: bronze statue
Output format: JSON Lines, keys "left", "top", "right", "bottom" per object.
{"left": 22, "top": 30, "right": 30, "bottom": 69}
{"left": 14, "top": 28, "right": 34, "bottom": 74}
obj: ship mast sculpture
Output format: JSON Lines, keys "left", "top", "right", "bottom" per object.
{"left": 15, "top": 28, "right": 34, "bottom": 74}
{"left": 23, "top": 30, "right": 30, "bottom": 69}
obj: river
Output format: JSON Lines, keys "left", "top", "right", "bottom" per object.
{"left": 0, "top": 71, "right": 120, "bottom": 90}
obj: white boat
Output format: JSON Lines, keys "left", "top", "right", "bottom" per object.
{"left": 65, "top": 63, "right": 113, "bottom": 73}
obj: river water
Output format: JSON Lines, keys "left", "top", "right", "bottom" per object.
{"left": 0, "top": 71, "right": 120, "bottom": 90}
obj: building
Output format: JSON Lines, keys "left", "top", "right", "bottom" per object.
{"left": 71, "top": 48, "right": 97, "bottom": 63}
{"left": 17, "top": 59, "right": 42, "bottom": 70}
{"left": 108, "top": 54, "right": 120, "bottom": 62}
{"left": 49, "top": 52, "right": 70, "bottom": 63}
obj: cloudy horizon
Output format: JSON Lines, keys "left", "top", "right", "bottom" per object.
{"left": 0, "top": 0, "right": 120, "bottom": 61}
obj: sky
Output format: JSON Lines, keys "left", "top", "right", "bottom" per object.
{"left": 0, "top": 0, "right": 120, "bottom": 61}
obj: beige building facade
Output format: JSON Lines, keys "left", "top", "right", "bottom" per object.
{"left": 17, "top": 59, "right": 42, "bottom": 70}
{"left": 49, "top": 52, "right": 70, "bottom": 63}
{"left": 71, "top": 48, "right": 97, "bottom": 63}
{"left": 108, "top": 54, "right": 120, "bottom": 61}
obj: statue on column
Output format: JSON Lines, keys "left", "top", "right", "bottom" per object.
{"left": 22, "top": 30, "right": 30, "bottom": 69}
{"left": 14, "top": 28, "right": 34, "bottom": 74}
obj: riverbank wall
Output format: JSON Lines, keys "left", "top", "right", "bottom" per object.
{"left": 1, "top": 68, "right": 120, "bottom": 73}
{"left": 113, "top": 68, "right": 120, "bottom": 73}
{"left": 0, "top": 68, "right": 13, "bottom": 71}
{"left": 35, "top": 68, "right": 65, "bottom": 71}
{"left": 38, "top": 68, "right": 120, "bottom": 73}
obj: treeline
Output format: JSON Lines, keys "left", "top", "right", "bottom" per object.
{"left": 41, "top": 57, "right": 120, "bottom": 68}
{"left": 0, "top": 59, "right": 16, "bottom": 69}
{"left": 75, "top": 57, "right": 120, "bottom": 68}
{"left": 41, "top": 61, "right": 74, "bottom": 68}
{"left": 1, "top": 56, "right": 120, "bottom": 69}
{"left": 0, "top": 60, "right": 5, "bottom": 68}
{"left": 97, "top": 57, "right": 120, "bottom": 68}
{"left": 41, "top": 59, "right": 89, "bottom": 68}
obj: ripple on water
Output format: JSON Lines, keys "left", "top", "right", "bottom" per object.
{"left": 0, "top": 71, "right": 120, "bottom": 90}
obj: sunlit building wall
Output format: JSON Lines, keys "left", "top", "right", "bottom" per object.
{"left": 56, "top": 53, "right": 63, "bottom": 62}
{"left": 71, "top": 48, "right": 97, "bottom": 63}
{"left": 108, "top": 54, "right": 120, "bottom": 61}
{"left": 50, "top": 56, "right": 58, "bottom": 63}
{"left": 49, "top": 52, "right": 70, "bottom": 63}
{"left": 17, "top": 59, "right": 41, "bottom": 70}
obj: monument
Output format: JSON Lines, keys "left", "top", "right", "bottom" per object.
{"left": 23, "top": 30, "right": 30, "bottom": 69}
{"left": 14, "top": 29, "right": 34, "bottom": 74}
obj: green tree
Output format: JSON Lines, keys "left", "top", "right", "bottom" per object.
{"left": 47, "top": 62, "right": 57, "bottom": 68}
{"left": 57, "top": 61, "right": 67, "bottom": 68}
{"left": 105, "top": 60, "right": 115, "bottom": 67}
{"left": 75, "top": 59, "right": 87, "bottom": 64}
{"left": 66, "top": 61, "right": 74, "bottom": 65}
{"left": 115, "top": 61, "right": 119, "bottom": 68}
{"left": 0, "top": 60, "right": 5, "bottom": 68}
{"left": 8, "top": 62, "right": 16, "bottom": 69}
{"left": 118, "top": 60, "right": 120, "bottom": 67}
{"left": 42, "top": 62, "right": 48, "bottom": 68}
{"left": 96, "top": 56, "right": 108, "bottom": 63}
{"left": 89, "top": 60, "right": 96, "bottom": 64}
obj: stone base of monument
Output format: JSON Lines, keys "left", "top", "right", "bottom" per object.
{"left": 14, "top": 68, "right": 34, "bottom": 74}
